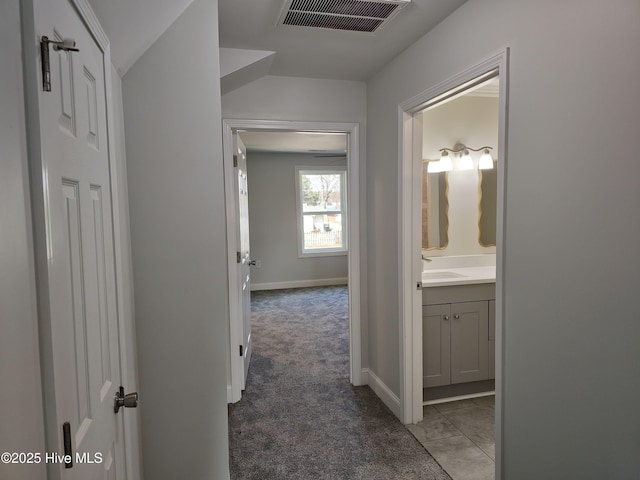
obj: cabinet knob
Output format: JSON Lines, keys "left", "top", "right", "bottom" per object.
{"left": 454, "top": 314, "right": 460, "bottom": 319}
{"left": 443, "top": 315, "right": 449, "bottom": 321}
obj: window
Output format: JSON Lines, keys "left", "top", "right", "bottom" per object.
{"left": 295, "top": 167, "right": 347, "bottom": 256}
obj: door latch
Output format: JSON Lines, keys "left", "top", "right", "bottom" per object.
{"left": 114, "top": 386, "right": 139, "bottom": 413}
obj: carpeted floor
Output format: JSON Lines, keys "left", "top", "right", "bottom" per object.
{"left": 228, "top": 286, "right": 452, "bottom": 480}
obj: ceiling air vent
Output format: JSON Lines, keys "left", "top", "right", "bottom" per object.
{"left": 278, "top": 0, "right": 410, "bottom": 34}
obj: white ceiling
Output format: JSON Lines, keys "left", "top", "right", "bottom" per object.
{"left": 218, "top": 0, "right": 468, "bottom": 81}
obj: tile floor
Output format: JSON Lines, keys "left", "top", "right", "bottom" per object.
{"left": 406, "top": 395, "right": 495, "bottom": 480}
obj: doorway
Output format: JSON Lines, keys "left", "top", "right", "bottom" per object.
{"left": 223, "top": 119, "right": 363, "bottom": 403}
{"left": 398, "top": 50, "right": 508, "bottom": 477}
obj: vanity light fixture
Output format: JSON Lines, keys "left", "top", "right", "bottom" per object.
{"left": 438, "top": 143, "right": 494, "bottom": 170}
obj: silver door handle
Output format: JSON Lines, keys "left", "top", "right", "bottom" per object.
{"left": 114, "top": 386, "right": 138, "bottom": 413}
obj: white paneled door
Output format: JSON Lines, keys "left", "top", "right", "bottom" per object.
{"left": 27, "top": 0, "right": 129, "bottom": 478}
{"left": 234, "top": 134, "right": 253, "bottom": 387}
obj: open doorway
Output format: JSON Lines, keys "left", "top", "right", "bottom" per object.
{"left": 398, "top": 50, "right": 508, "bottom": 479}
{"left": 223, "top": 119, "right": 362, "bottom": 404}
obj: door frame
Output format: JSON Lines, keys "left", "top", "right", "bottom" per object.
{"left": 20, "top": 0, "right": 142, "bottom": 478}
{"left": 223, "top": 118, "right": 362, "bottom": 403}
{"left": 398, "top": 49, "right": 509, "bottom": 476}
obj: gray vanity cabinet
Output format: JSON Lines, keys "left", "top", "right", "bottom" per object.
{"left": 423, "top": 304, "right": 451, "bottom": 388}
{"left": 423, "top": 284, "right": 495, "bottom": 388}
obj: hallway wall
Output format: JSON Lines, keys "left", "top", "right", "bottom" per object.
{"left": 122, "top": 0, "right": 230, "bottom": 478}
{"left": 366, "top": 0, "right": 640, "bottom": 478}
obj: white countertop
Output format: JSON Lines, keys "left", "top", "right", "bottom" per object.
{"left": 421, "top": 265, "right": 496, "bottom": 287}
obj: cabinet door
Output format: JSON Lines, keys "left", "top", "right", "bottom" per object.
{"left": 423, "top": 304, "right": 451, "bottom": 388}
{"left": 451, "top": 301, "right": 489, "bottom": 384}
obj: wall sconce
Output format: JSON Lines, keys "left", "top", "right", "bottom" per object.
{"left": 436, "top": 142, "right": 494, "bottom": 171}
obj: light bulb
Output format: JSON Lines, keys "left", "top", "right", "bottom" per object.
{"left": 427, "top": 160, "right": 441, "bottom": 173}
{"left": 439, "top": 151, "right": 453, "bottom": 171}
{"left": 479, "top": 149, "right": 494, "bottom": 169}
{"left": 459, "top": 150, "right": 473, "bottom": 170}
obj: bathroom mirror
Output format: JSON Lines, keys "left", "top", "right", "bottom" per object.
{"left": 422, "top": 162, "right": 448, "bottom": 250}
{"left": 479, "top": 164, "right": 497, "bottom": 246}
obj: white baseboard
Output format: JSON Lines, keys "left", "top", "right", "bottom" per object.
{"left": 227, "top": 384, "right": 233, "bottom": 404}
{"left": 251, "top": 277, "right": 348, "bottom": 291}
{"left": 365, "top": 368, "right": 401, "bottom": 419}
{"left": 358, "top": 368, "right": 369, "bottom": 386}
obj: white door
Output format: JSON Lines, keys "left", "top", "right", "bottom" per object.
{"left": 27, "top": 0, "right": 130, "bottom": 478}
{"left": 235, "top": 134, "right": 253, "bottom": 387}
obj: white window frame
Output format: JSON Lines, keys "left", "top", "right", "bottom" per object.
{"left": 295, "top": 166, "right": 348, "bottom": 257}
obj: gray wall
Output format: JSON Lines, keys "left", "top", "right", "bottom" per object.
{"left": 367, "top": 0, "right": 640, "bottom": 478}
{"left": 246, "top": 151, "right": 348, "bottom": 288}
{"left": 0, "top": 2, "right": 46, "bottom": 478}
{"left": 122, "top": 0, "right": 230, "bottom": 478}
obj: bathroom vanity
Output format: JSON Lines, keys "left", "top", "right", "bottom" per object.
{"left": 421, "top": 263, "right": 495, "bottom": 401}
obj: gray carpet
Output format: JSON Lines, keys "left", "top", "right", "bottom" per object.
{"left": 229, "top": 286, "right": 452, "bottom": 480}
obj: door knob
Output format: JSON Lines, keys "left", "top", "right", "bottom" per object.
{"left": 114, "top": 386, "right": 138, "bottom": 413}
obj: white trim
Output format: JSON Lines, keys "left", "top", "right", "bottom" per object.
{"left": 72, "top": 0, "right": 109, "bottom": 49}
{"left": 223, "top": 118, "right": 363, "bottom": 404}
{"left": 366, "top": 368, "right": 401, "bottom": 419}
{"left": 227, "top": 384, "right": 233, "bottom": 404}
{"left": 106, "top": 66, "right": 143, "bottom": 480}
{"left": 397, "top": 49, "right": 509, "bottom": 478}
{"left": 251, "top": 277, "right": 348, "bottom": 291}
{"left": 424, "top": 390, "right": 495, "bottom": 406}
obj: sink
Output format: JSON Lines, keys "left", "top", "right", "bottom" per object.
{"left": 422, "top": 271, "right": 467, "bottom": 280}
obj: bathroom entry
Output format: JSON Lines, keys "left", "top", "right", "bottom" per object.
{"left": 398, "top": 66, "right": 505, "bottom": 479}
{"left": 398, "top": 52, "right": 509, "bottom": 432}
{"left": 419, "top": 76, "right": 499, "bottom": 404}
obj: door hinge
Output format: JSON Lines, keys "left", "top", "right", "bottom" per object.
{"left": 239, "top": 345, "right": 243, "bottom": 356}
{"left": 62, "top": 421, "right": 73, "bottom": 468}
{"left": 233, "top": 155, "right": 238, "bottom": 167}
{"left": 237, "top": 251, "right": 241, "bottom": 263}
{"left": 40, "top": 36, "right": 79, "bottom": 92}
